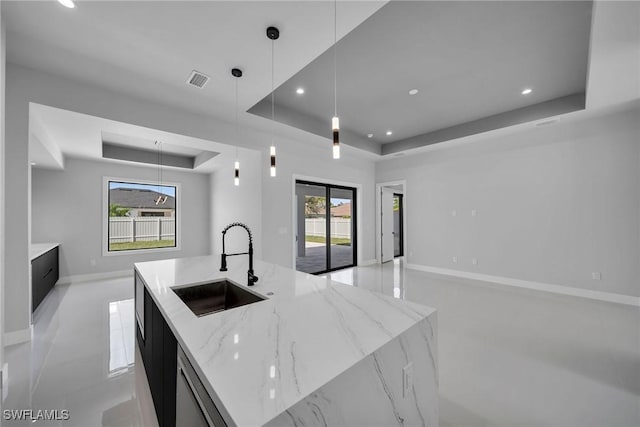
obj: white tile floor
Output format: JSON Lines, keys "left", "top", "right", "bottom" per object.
{"left": 324, "top": 259, "right": 640, "bottom": 427}
{"left": 2, "top": 259, "right": 638, "bottom": 427}
{"left": 2, "top": 278, "right": 158, "bottom": 427}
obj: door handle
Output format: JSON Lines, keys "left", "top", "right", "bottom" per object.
{"left": 43, "top": 267, "right": 54, "bottom": 279}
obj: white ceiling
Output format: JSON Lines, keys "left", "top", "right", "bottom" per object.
{"left": 4, "top": 1, "right": 638, "bottom": 162}
{"left": 29, "top": 103, "right": 228, "bottom": 172}
{"left": 4, "top": 0, "right": 386, "bottom": 166}
{"left": 5, "top": 1, "right": 384, "bottom": 124}
{"left": 101, "top": 132, "right": 207, "bottom": 157}
{"left": 250, "top": 1, "right": 592, "bottom": 150}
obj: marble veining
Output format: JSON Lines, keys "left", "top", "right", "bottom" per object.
{"left": 372, "top": 352, "right": 405, "bottom": 425}
{"left": 135, "top": 255, "right": 436, "bottom": 426}
{"left": 265, "top": 317, "right": 438, "bottom": 427}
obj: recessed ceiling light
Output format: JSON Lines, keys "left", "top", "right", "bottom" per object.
{"left": 409, "top": 89, "right": 419, "bottom": 95}
{"left": 296, "top": 88, "right": 305, "bottom": 95}
{"left": 521, "top": 88, "right": 532, "bottom": 95}
{"left": 367, "top": 133, "right": 373, "bottom": 138}
{"left": 57, "top": 0, "right": 75, "bottom": 8}
{"left": 386, "top": 130, "right": 393, "bottom": 136}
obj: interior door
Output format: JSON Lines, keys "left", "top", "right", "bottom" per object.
{"left": 393, "top": 193, "right": 403, "bottom": 257}
{"left": 381, "top": 188, "right": 394, "bottom": 263}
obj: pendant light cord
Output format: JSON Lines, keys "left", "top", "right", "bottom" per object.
{"left": 156, "top": 141, "right": 161, "bottom": 194}
{"left": 235, "top": 77, "right": 239, "bottom": 159}
{"left": 271, "top": 39, "right": 275, "bottom": 123}
{"left": 266, "top": 26, "right": 279, "bottom": 175}
{"left": 155, "top": 140, "right": 164, "bottom": 204}
{"left": 333, "top": 0, "right": 337, "bottom": 116}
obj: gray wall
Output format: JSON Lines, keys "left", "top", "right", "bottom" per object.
{"left": 260, "top": 144, "right": 377, "bottom": 269}
{"left": 209, "top": 149, "right": 263, "bottom": 259}
{"left": 209, "top": 140, "right": 377, "bottom": 271}
{"left": 5, "top": 63, "right": 378, "bottom": 336}
{"left": 32, "top": 157, "right": 211, "bottom": 278}
{"left": 0, "top": 5, "right": 6, "bottom": 363}
{"left": 377, "top": 107, "right": 640, "bottom": 297}
{"left": 5, "top": 61, "right": 31, "bottom": 335}
{"left": 2, "top": 61, "right": 249, "bottom": 336}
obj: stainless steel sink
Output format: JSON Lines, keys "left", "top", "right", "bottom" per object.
{"left": 172, "top": 279, "right": 265, "bottom": 317}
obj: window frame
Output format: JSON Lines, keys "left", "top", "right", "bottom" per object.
{"left": 102, "top": 176, "right": 182, "bottom": 257}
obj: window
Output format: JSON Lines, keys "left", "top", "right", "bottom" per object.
{"left": 106, "top": 180, "right": 178, "bottom": 252}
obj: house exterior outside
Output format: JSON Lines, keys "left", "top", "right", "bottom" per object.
{"left": 330, "top": 203, "right": 351, "bottom": 218}
{"left": 109, "top": 188, "right": 175, "bottom": 217}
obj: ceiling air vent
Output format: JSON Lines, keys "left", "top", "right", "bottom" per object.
{"left": 187, "top": 70, "right": 210, "bottom": 89}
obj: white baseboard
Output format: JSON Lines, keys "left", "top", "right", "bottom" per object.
{"left": 4, "top": 326, "right": 33, "bottom": 347}
{"left": 57, "top": 269, "right": 132, "bottom": 285}
{"left": 405, "top": 264, "right": 640, "bottom": 307}
{"left": 359, "top": 259, "right": 378, "bottom": 266}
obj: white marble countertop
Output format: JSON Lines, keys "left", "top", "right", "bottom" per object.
{"left": 30, "top": 243, "right": 59, "bottom": 261}
{"left": 135, "top": 255, "right": 435, "bottom": 427}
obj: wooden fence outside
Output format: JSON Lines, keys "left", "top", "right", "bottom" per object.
{"left": 305, "top": 218, "right": 351, "bottom": 239}
{"left": 109, "top": 217, "right": 175, "bottom": 243}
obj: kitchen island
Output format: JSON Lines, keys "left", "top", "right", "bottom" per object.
{"left": 135, "top": 255, "right": 438, "bottom": 426}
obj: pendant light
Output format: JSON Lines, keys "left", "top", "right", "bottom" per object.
{"left": 232, "top": 67, "right": 243, "bottom": 186}
{"left": 331, "top": 0, "right": 340, "bottom": 159}
{"left": 267, "top": 26, "right": 280, "bottom": 177}
{"left": 270, "top": 145, "right": 276, "bottom": 177}
{"left": 154, "top": 141, "right": 168, "bottom": 205}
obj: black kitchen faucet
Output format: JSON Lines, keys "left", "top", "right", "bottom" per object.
{"left": 219, "top": 222, "right": 259, "bottom": 286}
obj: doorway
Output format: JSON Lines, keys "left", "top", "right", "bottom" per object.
{"left": 381, "top": 187, "right": 395, "bottom": 263}
{"left": 376, "top": 181, "right": 406, "bottom": 264}
{"left": 393, "top": 193, "right": 404, "bottom": 257}
{"left": 295, "top": 180, "right": 357, "bottom": 274}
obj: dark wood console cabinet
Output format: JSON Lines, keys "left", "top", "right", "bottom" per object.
{"left": 135, "top": 272, "right": 177, "bottom": 427}
{"left": 32, "top": 246, "right": 59, "bottom": 312}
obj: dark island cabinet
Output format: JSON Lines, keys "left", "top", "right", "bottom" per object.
{"left": 135, "top": 273, "right": 177, "bottom": 427}
{"left": 32, "top": 246, "right": 59, "bottom": 312}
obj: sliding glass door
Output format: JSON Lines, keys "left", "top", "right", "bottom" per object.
{"left": 295, "top": 181, "right": 357, "bottom": 274}
{"left": 295, "top": 182, "right": 327, "bottom": 274}
{"left": 329, "top": 187, "right": 355, "bottom": 270}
